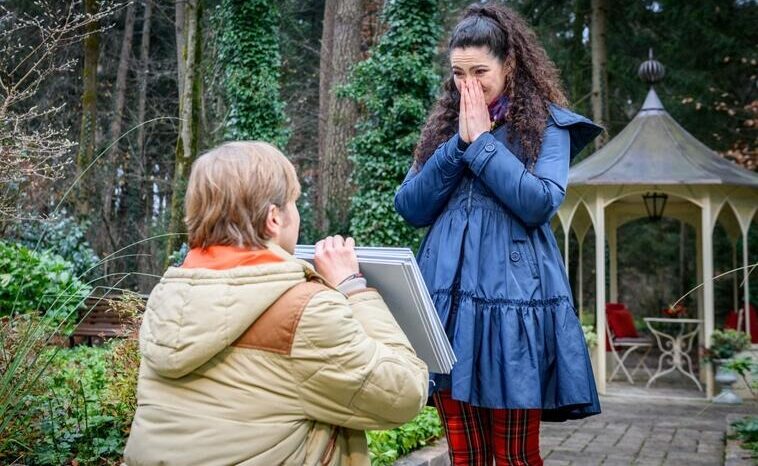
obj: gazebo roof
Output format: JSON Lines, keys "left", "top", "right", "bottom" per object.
{"left": 569, "top": 88, "right": 758, "bottom": 188}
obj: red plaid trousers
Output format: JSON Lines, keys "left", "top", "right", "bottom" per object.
{"left": 433, "top": 390, "right": 543, "bottom": 466}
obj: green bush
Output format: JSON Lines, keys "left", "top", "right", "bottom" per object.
{"left": 12, "top": 215, "right": 101, "bottom": 279}
{"left": 367, "top": 407, "right": 444, "bottom": 466}
{"left": 345, "top": 0, "right": 442, "bottom": 249}
{"left": 731, "top": 416, "right": 758, "bottom": 459}
{"left": 0, "top": 294, "right": 142, "bottom": 465}
{"left": 707, "top": 329, "right": 751, "bottom": 361}
{"left": 0, "top": 241, "right": 90, "bottom": 324}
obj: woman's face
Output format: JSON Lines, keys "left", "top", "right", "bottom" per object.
{"left": 450, "top": 46, "right": 508, "bottom": 105}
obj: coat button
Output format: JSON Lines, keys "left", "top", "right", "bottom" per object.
{"left": 510, "top": 251, "right": 521, "bottom": 262}
{"left": 485, "top": 143, "right": 495, "bottom": 152}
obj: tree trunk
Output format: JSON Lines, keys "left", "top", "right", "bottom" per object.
{"left": 166, "top": 0, "right": 201, "bottom": 262}
{"left": 175, "top": 0, "right": 186, "bottom": 99}
{"left": 75, "top": 0, "right": 100, "bottom": 218}
{"left": 136, "top": 0, "right": 153, "bottom": 290}
{"left": 103, "top": 2, "right": 136, "bottom": 228}
{"left": 590, "top": 0, "right": 609, "bottom": 147}
{"left": 316, "top": 0, "right": 363, "bottom": 234}
{"left": 137, "top": 0, "right": 152, "bottom": 166}
{"left": 316, "top": 0, "right": 336, "bottom": 228}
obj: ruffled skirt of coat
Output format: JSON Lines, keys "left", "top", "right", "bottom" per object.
{"left": 430, "top": 290, "right": 601, "bottom": 422}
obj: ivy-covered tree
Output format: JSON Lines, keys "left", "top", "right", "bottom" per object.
{"left": 346, "top": 0, "right": 442, "bottom": 248}
{"left": 217, "top": 0, "right": 289, "bottom": 147}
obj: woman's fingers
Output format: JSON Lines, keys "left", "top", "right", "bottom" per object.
{"left": 465, "top": 82, "right": 477, "bottom": 125}
{"left": 467, "top": 80, "right": 491, "bottom": 141}
{"left": 459, "top": 80, "right": 469, "bottom": 142}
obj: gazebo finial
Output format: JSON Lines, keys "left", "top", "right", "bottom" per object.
{"left": 638, "top": 48, "right": 666, "bottom": 85}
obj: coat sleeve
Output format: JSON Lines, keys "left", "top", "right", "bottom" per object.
{"left": 290, "top": 289, "right": 429, "bottom": 431}
{"left": 461, "top": 122, "right": 570, "bottom": 227}
{"left": 394, "top": 134, "right": 466, "bottom": 228}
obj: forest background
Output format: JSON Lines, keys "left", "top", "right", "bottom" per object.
{"left": 2, "top": 0, "right": 757, "bottom": 330}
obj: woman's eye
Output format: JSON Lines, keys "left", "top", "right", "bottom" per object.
{"left": 475, "top": 69, "right": 485, "bottom": 75}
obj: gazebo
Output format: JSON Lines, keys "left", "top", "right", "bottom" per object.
{"left": 555, "top": 54, "right": 758, "bottom": 397}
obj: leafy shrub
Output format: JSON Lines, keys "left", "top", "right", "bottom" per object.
{"left": 725, "top": 356, "right": 757, "bottom": 398}
{"left": 345, "top": 0, "right": 442, "bottom": 249}
{"left": 0, "top": 293, "right": 143, "bottom": 465}
{"left": 707, "top": 329, "right": 751, "bottom": 361}
{"left": 367, "top": 407, "right": 443, "bottom": 466}
{"left": 731, "top": 416, "right": 758, "bottom": 458}
{"left": 12, "top": 215, "right": 101, "bottom": 279}
{"left": 0, "top": 241, "right": 91, "bottom": 325}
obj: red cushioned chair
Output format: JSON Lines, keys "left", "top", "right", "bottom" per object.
{"left": 724, "top": 304, "right": 758, "bottom": 344}
{"left": 605, "top": 303, "right": 653, "bottom": 384}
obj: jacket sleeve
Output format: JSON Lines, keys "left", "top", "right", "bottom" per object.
{"left": 462, "top": 122, "right": 570, "bottom": 227}
{"left": 290, "top": 288, "right": 429, "bottom": 431}
{"left": 394, "top": 134, "right": 466, "bottom": 228}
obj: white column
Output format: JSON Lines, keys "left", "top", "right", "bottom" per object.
{"left": 744, "top": 229, "right": 751, "bottom": 342}
{"left": 696, "top": 219, "right": 705, "bottom": 383}
{"left": 701, "top": 198, "right": 715, "bottom": 398}
{"left": 732, "top": 241, "right": 739, "bottom": 320}
{"left": 564, "top": 225, "right": 570, "bottom": 273}
{"left": 594, "top": 196, "right": 607, "bottom": 394}
{"left": 578, "top": 238, "right": 584, "bottom": 322}
{"left": 608, "top": 215, "right": 618, "bottom": 303}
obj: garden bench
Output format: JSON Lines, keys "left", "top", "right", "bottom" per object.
{"left": 69, "top": 293, "right": 146, "bottom": 346}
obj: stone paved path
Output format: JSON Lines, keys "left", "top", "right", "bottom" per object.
{"left": 397, "top": 396, "right": 756, "bottom": 466}
{"left": 540, "top": 395, "right": 758, "bottom": 465}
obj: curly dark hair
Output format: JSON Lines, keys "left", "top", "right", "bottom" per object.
{"left": 414, "top": 3, "right": 568, "bottom": 167}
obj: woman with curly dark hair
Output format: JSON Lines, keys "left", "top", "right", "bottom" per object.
{"left": 395, "top": 3, "right": 602, "bottom": 465}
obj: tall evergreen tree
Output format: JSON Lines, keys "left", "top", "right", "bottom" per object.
{"left": 346, "top": 0, "right": 442, "bottom": 248}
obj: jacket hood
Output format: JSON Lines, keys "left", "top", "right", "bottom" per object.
{"left": 139, "top": 243, "right": 315, "bottom": 378}
{"left": 548, "top": 104, "right": 604, "bottom": 160}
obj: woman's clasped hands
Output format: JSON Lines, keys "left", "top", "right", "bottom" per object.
{"left": 458, "top": 79, "right": 491, "bottom": 144}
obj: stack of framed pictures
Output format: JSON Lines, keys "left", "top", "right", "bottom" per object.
{"left": 294, "top": 245, "right": 456, "bottom": 374}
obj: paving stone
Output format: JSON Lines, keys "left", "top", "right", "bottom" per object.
{"left": 664, "top": 451, "right": 721, "bottom": 465}
{"left": 633, "top": 459, "right": 663, "bottom": 466}
{"left": 546, "top": 450, "right": 604, "bottom": 465}
{"left": 603, "top": 453, "right": 638, "bottom": 465}
{"left": 637, "top": 447, "right": 666, "bottom": 459}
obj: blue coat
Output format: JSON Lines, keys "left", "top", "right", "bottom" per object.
{"left": 395, "top": 105, "right": 602, "bottom": 421}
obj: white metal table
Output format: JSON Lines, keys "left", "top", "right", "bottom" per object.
{"left": 643, "top": 317, "right": 703, "bottom": 391}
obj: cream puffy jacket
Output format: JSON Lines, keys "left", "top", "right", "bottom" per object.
{"left": 123, "top": 245, "right": 429, "bottom": 465}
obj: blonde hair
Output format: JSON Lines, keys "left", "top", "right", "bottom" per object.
{"left": 184, "top": 141, "right": 300, "bottom": 249}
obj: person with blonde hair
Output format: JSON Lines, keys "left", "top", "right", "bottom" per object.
{"left": 124, "top": 141, "right": 428, "bottom": 465}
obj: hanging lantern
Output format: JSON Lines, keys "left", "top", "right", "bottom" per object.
{"left": 642, "top": 192, "right": 668, "bottom": 221}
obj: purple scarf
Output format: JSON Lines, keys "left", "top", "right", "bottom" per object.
{"left": 488, "top": 95, "right": 509, "bottom": 129}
